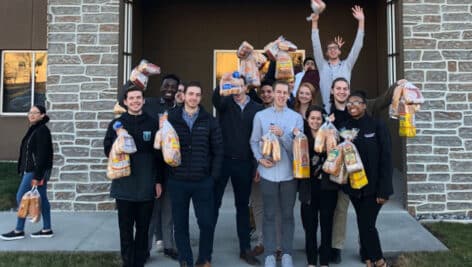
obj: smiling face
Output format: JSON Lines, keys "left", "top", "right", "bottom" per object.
{"left": 259, "top": 84, "right": 274, "bottom": 106}
{"left": 331, "top": 80, "right": 350, "bottom": 104}
{"left": 297, "top": 85, "right": 313, "bottom": 105}
{"left": 160, "top": 78, "right": 178, "bottom": 101}
{"left": 273, "top": 83, "right": 290, "bottom": 109}
{"left": 28, "top": 106, "right": 45, "bottom": 124}
{"left": 346, "top": 95, "right": 366, "bottom": 119}
{"left": 184, "top": 86, "right": 202, "bottom": 109}
{"left": 326, "top": 43, "right": 341, "bottom": 61}
{"left": 307, "top": 110, "right": 323, "bottom": 131}
{"left": 124, "top": 89, "right": 144, "bottom": 115}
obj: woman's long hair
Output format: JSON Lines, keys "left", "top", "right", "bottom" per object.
{"left": 294, "top": 82, "right": 319, "bottom": 114}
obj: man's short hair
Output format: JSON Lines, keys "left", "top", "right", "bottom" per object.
{"left": 161, "top": 74, "right": 180, "bottom": 85}
{"left": 303, "top": 57, "right": 315, "bottom": 66}
{"left": 124, "top": 87, "right": 144, "bottom": 99}
{"left": 184, "top": 81, "right": 202, "bottom": 94}
{"left": 331, "top": 77, "right": 350, "bottom": 89}
{"left": 272, "top": 80, "right": 290, "bottom": 92}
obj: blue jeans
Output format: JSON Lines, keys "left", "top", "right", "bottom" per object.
{"left": 213, "top": 158, "right": 253, "bottom": 253}
{"left": 168, "top": 177, "right": 215, "bottom": 267}
{"left": 16, "top": 171, "right": 51, "bottom": 231}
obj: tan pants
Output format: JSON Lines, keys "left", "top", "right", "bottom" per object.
{"left": 331, "top": 190, "right": 350, "bottom": 249}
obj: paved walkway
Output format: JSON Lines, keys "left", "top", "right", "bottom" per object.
{"left": 0, "top": 187, "right": 447, "bottom": 267}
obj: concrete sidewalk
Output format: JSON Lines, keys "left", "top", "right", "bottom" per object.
{"left": 0, "top": 198, "right": 447, "bottom": 267}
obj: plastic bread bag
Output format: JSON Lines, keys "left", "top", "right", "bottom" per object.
{"left": 322, "top": 145, "right": 343, "bottom": 176}
{"left": 156, "top": 112, "right": 181, "bottom": 167}
{"left": 237, "top": 41, "right": 254, "bottom": 59}
{"left": 136, "top": 59, "right": 161, "bottom": 76}
{"left": 253, "top": 51, "right": 268, "bottom": 69}
{"left": 329, "top": 162, "right": 348, "bottom": 185}
{"left": 113, "top": 102, "right": 127, "bottom": 117}
{"left": 306, "top": 0, "right": 327, "bottom": 21}
{"left": 277, "top": 36, "right": 298, "bottom": 52}
{"left": 314, "top": 128, "right": 326, "bottom": 153}
{"left": 107, "top": 145, "right": 131, "bottom": 180}
{"left": 293, "top": 132, "right": 310, "bottom": 179}
{"left": 27, "top": 187, "right": 41, "bottom": 223}
{"left": 349, "top": 168, "right": 368, "bottom": 189}
{"left": 113, "top": 121, "right": 137, "bottom": 154}
{"left": 398, "top": 103, "right": 417, "bottom": 137}
{"left": 264, "top": 37, "right": 282, "bottom": 61}
{"left": 17, "top": 190, "right": 32, "bottom": 219}
{"left": 315, "top": 119, "right": 338, "bottom": 153}
{"left": 339, "top": 129, "right": 364, "bottom": 174}
{"left": 402, "top": 82, "right": 424, "bottom": 105}
{"left": 271, "top": 134, "right": 282, "bottom": 162}
{"left": 261, "top": 132, "right": 273, "bottom": 157}
{"left": 240, "top": 55, "right": 261, "bottom": 88}
{"left": 130, "top": 68, "right": 148, "bottom": 90}
{"left": 275, "top": 51, "right": 294, "bottom": 81}
{"left": 219, "top": 71, "right": 244, "bottom": 96}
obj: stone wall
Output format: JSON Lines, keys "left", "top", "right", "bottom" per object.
{"left": 403, "top": 0, "right": 472, "bottom": 219}
{"left": 46, "top": 0, "right": 119, "bottom": 211}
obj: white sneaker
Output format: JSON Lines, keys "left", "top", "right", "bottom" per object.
{"left": 264, "top": 255, "right": 276, "bottom": 267}
{"left": 156, "top": 240, "right": 164, "bottom": 252}
{"left": 281, "top": 254, "right": 294, "bottom": 267}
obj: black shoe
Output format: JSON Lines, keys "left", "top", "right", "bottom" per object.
{"left": 330, "top": 248, "right": 342, "bottom": 264}
{"left": 164, "top": 248, "right": 179, "bottom": 261}
{"left": 30, "top": 229, "right": 54, "bottom": 238}
{"left": 1, "top": 230, "right": 25, "bottom": 241}
{"left": 240, "top": 251, "right": 261, "bottom": 265}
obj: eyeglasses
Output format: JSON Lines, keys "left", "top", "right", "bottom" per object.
{"left": 28, "top": 111, "right": 41, "bottom": 115}
{"left": 346, "top": 101, "right": 364, "bottom": 107}
{"left": 327, "top": 46, "right": 339, "bottom": 51}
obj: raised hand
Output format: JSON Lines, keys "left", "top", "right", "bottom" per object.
{"left": 334, "top": 35, "right": 345, "bottom": 48}
{"left": 352, "top": 5, "right": 365, "bottom": 21}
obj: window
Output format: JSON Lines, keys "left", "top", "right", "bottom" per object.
{"left": 1, "top": 51, "right": 47, "bottom": 115}
{"left": 123, "top": 0, "right": 133, "bottom": 82}
{"left": 387, "top": 0, "right": 398, "bottom": 86}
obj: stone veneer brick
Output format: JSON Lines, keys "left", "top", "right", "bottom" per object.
{"left": 46, "top": 0, "right": 118, "bottom": 210}
{"left": 404, "top": 1, "right": 472, "bottom": 220}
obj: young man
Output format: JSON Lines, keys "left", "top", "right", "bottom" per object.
{"left": 292, "top": 57, "right": 316, "bottom": 97}
{"left": 103, "top": 87, "right": 163, "bottom": 267}
{"left": 212, "top": 77, "right": 263, "bottom": 265}
{"left": 250, "top": 81, "right": 304, "bottom": 267}
{"left": 311, "top": 5, "right": 365, "bottom": 113}
{"left": 146, "top": 74, "right": 181, "bottom": 260}
{"left": 167, "top": 81, "right": 224, "bottom": 267}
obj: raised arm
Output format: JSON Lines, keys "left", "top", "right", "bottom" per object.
{"left": 345, "top": 5, "right": 365, "bottom": 69}
{"left": 311, "top": 13, "right": 326, "bottom": 72}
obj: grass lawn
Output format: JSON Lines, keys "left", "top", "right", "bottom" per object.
{"left": 0, "top": 162, "right": 19, "bottom": 211}
{"left": 0, "top": 252, "right": 121, "bottom": 267}
{"left": 393, "top": 222, "right": 472, "bottom": 267}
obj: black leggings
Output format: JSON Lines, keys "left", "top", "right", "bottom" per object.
{"left": 301, "top": 189, "right": 338, "bottom": 266}
{"left": 350, "top": 195, "right": 384, "bottom": 262}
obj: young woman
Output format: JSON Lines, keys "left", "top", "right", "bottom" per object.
{"left": 1, "top": 105, "right": 53, "bottom": 240}
{"left": 299, "top": 105, "right": 339, "bottom": 267}
{"left": 294, "top": 82, "right": 322, "bottom": 119}
{"left": 343, "top": 91, "right": 393, "bottom": 267}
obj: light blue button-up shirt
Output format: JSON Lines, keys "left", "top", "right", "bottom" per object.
{"left": 250, "top": 106, "right": 304, "bottom": 182}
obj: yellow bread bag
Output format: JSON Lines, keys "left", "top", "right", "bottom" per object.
{"left": 349, "top": 169, "right": 368, "bottom": 189}
{"left": 275, "top": 51, "right": 294, "bottom": 81}
{"left": 154, "top": 112, "right": 181, "bottom": 167}
{"left": 293, "top": 132, "right": 310, "bottom": 179}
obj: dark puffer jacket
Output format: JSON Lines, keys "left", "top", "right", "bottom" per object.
{"left": 167, "top": 106, "right": 223, "bottom": 181}
{"left": 17, "top": 117, "right": 53, "bottom": 180}
{"left": 103, "top": 112, "right": 163, "bottom": 201}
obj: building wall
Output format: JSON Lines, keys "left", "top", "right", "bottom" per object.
{"left": 0, "top": 0, "right": 47, "bottom": 160}
{"left": 403, "top": 0, "right": 472, "bottom": 219}
{"left": 46, "top": 0, "right": 119, "bottom": 210}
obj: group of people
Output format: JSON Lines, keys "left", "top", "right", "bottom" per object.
{"left": 1, "top": 3, "right": 395, "bottom": 267}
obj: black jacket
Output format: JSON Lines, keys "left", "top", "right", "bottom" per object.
{"left": 342, "top": 114, "right": 393, "bottom": 199}
{"left": 167, "top": 106, "right": 223, "bottom": 181}
{"left": 103, "top": 112, "right": 163, "bottom": 201}
{"left": 212, "top": 88, "right": 263, "bottom": 160}
{"left": 298, "top": 128, "right": 339, "bottom": 204}
{"left": 17, "top": 117, "right": 53, "bottom": 180}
